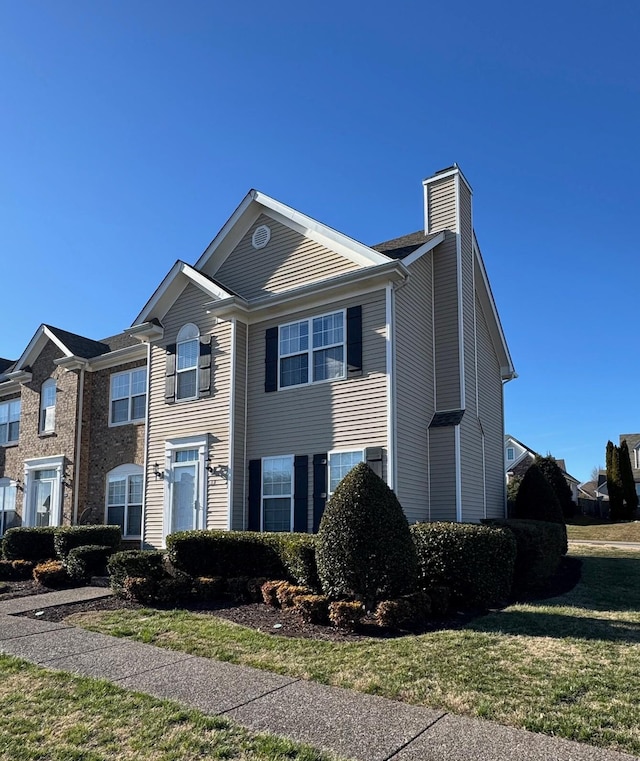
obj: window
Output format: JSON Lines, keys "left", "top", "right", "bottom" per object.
{"left": 506, "top": 447, "right": 515, "bottom": 461}
{"left": 262, "top": 455, "right": 294, "bottom": 531}
{"left": 0, "top": 399, "right": 20, "bottom": 445}
{"left": 279, "top": 311, "right": 345, "bottom": 388}
{"left": 40, "top": 379, "right": 57, "bottom": 433}
{"left": 328, "top": 450, "right": 364, "bottom": 496}
{"left": 176, "top": 323, "right": 199, "bottom": 400}
{"left": 634, "top": 445, "right": 640, "bottom": 470}
{"left": 110, "top": 368, "right": 147, "bottom": 424}
{"left": 0, "top": 480, "right": 18, "bottom": 536}
{"left": 106, "top": 465, "right": 143, "bottom": 538}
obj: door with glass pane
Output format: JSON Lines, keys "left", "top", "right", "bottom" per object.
{"left": 31, "top": 469, "right": 58, "bottom": 527}
{"left": 170, "top": 450, "right": 199, "bottom": 533}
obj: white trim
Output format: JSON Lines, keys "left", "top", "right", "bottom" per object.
{"left": 423, "top": 180, "right": 430, "bottom": 234}
{"left": 423, "top": 165, "right": 473, "bottom": 194}
{"left": 175, "top": 323, "right": 200, "bottom": 401}
{"left": 73, "top": 367, "right": 85, "bottom": 526}
{"left": 426, "top": 429, "right": 431, "bottom": 522}
{"left": 13, "top": 325, "right": 74, "bottom": 372}
{"left": 455, "top": 173, "right": 466, "bottom": 410}
{"left": 402, "top": 231, "right": 445, "bottom": 265}
{"left": 481, "top": 432, "right": 487, "bottom": 519}
{"left": 454, "top": 425, "right": 462, "bottom": 522}
{"left": 227, "top": 318, "right": 237, "bottom": 531}
{"left": 327, "top": 448, "right": 365, "bottom": 496}
{"left": 141, "top": 340, "right": 151, "bottom": 548}
{"left": 260, "top": 454, "right": 294, "bottom": 533}
{"left": 162, "top": 434, "right": 209, "bottom": 545}
{"left": 39, "top": 379, "right": 56, "bottom": 434}
{"left": 385, "top": 285, "right": 396, "bottom": 490}
{"left": 23, "top": 455, "right": 65, "bottom": 528}
{"left": 108, "top": 367, "right": 147, "bottom": 426}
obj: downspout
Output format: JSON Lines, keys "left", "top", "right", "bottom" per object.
{"left": 73, "top": 364, "right": 86, "bottom": 526}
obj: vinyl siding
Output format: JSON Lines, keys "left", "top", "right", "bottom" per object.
{"left": 144, "top": 282, "right": 232, "bottom": 548}
{"left": 231, "top": 320, "right": 247, "bottom": 530}
{"left": 394, "top": 252, "right": 434, "bottom": 523}
{"left": 476, "top": 293, "right": 505, "bottom": 518}
{"left": 427, "top": 176, "right": 457, "bottom": 233}
{"left": 432, "top": 232, "right": 461, "bottom": 411}
{"left": 246, "top": 290, "right": 388, "bottom": 530}
{"left": 210, "top": 214, "right": 361, "bottom": 301}
{"left": 427, "top": 426, "right": 457, "bottom": 521}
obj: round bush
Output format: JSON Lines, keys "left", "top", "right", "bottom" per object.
{"left": 316, "top": 462, "right": 418, "bottom": 609}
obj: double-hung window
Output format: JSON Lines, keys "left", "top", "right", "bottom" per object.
{"left": 106, "top": 465, "right": 143, "bottom": 538}
{"left": 40, "top": 379, "right": 57, "bottom": 433}
{"left": 328, "top": 450, "right": 364, "bottom": 496}
{"left": 0, "top": 400, "right": 20, "bottom": 445}
{"left": 262, "top": 455, "right": 294, "bottom": 532}
{"left": 176, "top": 323, "right": 199, "bottom": 400}
{"left": 0, "top": 479, "right": 18, "bottom": 535}
{"left": 279, "top": 310, "right": 345, "bottom": 388}
{"left": 110, "top": 368, "right": 147, "bottom": 425}
{"left": 506, "top": 447, "right": 515, "bottom": 462}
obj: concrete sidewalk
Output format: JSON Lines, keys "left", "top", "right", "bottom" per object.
{"left": 0, "top": 587, "right": 636, "bottom": 761}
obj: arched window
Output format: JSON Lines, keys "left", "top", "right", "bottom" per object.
{"left": 176, "top": 323, "right": 199, "bottom": 400}
{"left": 106, "top": 464, "right": 143, "bottom": 538}
{"left": 40, "top": 379, "right": 57, "bottom": 433}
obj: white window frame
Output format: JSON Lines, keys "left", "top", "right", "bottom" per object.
{"left": 40, "top": 379, "right": 57, "bottom": 434}
{"left": 634, "top": 444, "right": 640, "bottom": 470}
{"left": 105, "top": 464, "right": 143, "bottom": 539}
{"left": 0, "top": 478, "right": 18, "bottom": 536}
{"left": 23, "top": 455, "right": 64, "bottom": 528}
{"left": 0, "top": 399, "right": 21, "bottom": 445}
{"left": 328, "top": 449, "right": 365, "bottom": 497}
{"left": 176, "top": 323, "right": 199, "bottom": 401}
{"left": 278, "top": 309, "right": 346, "bottom": 390}
{"left": 506, "top": 447, "right": 515, "bottom": 461}
{"left": 162, "top": 435, "right": 208, "bottom": 544}
{"left": 109, "top": 368, "right": 147, "bottom": 426}
{"left": 261, "top": 455, "right": 294, "bottom": 533}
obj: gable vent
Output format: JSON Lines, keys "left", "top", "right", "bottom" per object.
{"left": 252, "top": 224, "right": 271, "bottom": 250}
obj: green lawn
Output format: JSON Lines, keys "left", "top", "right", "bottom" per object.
{"left": 566, "top": 517, "right": 640, "bottom": 542}
{"left": 71, "top": 546, "right": 640, "bottom": 756}
{"left": 0, "top": 655, "right": 338, "bottom": 761}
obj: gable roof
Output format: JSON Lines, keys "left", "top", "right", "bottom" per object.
{"left": 194, "top": 189, "right": 391, "bottom": 276}
{"left": 11, "top": 324, "right": 112, "bottom": 372}
{"left": 372, "top": 230, "right": 443, "bottom": 260}
{"left": 0, "top": 358, "right": 15, "bottom": 375}
{"left": 504, "top": 434, "right": 579, "bottom": 484}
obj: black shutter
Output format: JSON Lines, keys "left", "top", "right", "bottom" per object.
{"left": 165, "top": 344, "right": 176, "bottom": 404}
{"left": 265, "top": 327, "right": 278, "bottom": 392}
{"left": 198, "top": 335, "right": 212, "bottom": 398}
{"left": 346, "top": 306, "right": 362, "bottom": 377}
{"left": 313, "top": 453, "right": 328, "bottom": 532}
{"left": 366, "top": 447, "right": 383, "bottom": 478}
{"left": 248, "top": 459, "right": 261, "bottom": 531}
{"left": 293, "top": 455, "right": 308, "bottom": 533}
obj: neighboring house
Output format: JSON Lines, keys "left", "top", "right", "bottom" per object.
{"left": 0, "top": 165, "right": 515, "bottom": 548}
{"left": 504, "top": 434, "right": 580, "bottom": 501}
{"left": 619, "top": 434, "right": 640, "bottom": 498}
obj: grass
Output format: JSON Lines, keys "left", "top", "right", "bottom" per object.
{"left": 70, "top": 546, "right": 640, "bottom": 756}
{"left": 566, "top": 517, "right": 640, "bottom": 542}
{"left": 0, "top": 654, "right": 339, "bottom": 761}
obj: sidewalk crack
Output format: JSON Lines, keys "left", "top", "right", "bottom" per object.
{"left": 382, "top": 712, "right": 448, "bottom": 761}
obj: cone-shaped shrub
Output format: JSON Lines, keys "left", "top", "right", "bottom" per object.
{"left": 514, "top": 463, "right": 567, "bottom": 553}
{"left": 316, "top": 462, "right": 417, "bottom": 610}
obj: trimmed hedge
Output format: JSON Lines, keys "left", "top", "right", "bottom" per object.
{"left": 107, "top": 550, "right": 167, "bottom": 597}
{"left": 166, "top": 530, "right": 320, "bottom": 589}
{"left": 0, "top": 559, "right": 34, "bottom": 580}
{"left": 64, "top": 544, "right": 114, "bottom": 582}
{"left": 3, "top": 527, "right": 57, "bottom": 562}
{"left": 54, "top": 526, "right": 121, "bottom": 559}
{"left": 485, "top": 519, "right": 566, "bottom": 596}
{"left": 33, "top": 560, "right": 71, "bottom": 588}
{"left": 411, "top": 522, "right": 516, "bottom": 608}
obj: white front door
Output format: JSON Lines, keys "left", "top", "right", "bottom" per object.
{"left": 24, "top": 457, "right": 64, "bottom": 528}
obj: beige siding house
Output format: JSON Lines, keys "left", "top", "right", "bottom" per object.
{"left": 0, "top": 165, "right": 515, "bottom": 547}
{"left": 128, "top": 165, "right": 515, "bottom": 546}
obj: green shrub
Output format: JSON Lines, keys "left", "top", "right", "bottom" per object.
{"left": 33, "top": 560, "right": 72, "bottom": 588}
{"left": 328, "top": 600, "right": 364, "bottom": 629}
{"left": 54, "top": 526, "right": 121, "bottom": 560}
{"left": 316, "top": 463, "right": 418, "bottom": 610}
{"left": 293, "top": 594, "right": 329, "bottom": 625}
{"left": 424, "top": 585, "right": 450, "bottom": 617}
{"left": 3, "top": 527, "right": 56, "bottom": 562}
{"left": 488, "top": 519, "right": 566, "bottom": 596}
{"left": 275, "top": 582, "right": 312, "bottom": 608}
{"left": 224, "top": 576, "right": 252, "bottom": 602}
{"left": 270, "top": 534, "right": 320, "bottom": 591}
{"left": 108, "top": 550, "right": 167, "bottom": 598}
{"left": 514, "top": 464, "right": 565, "bottom": 526}
{"left": 535, "top": 455, "right": 575, "bottom": 521}
{"left": 64, "top": 545, "right": 114, "bottom": 582}
{"left": 411, "top": 522, "right": 516, "bottom": 608}
{"left": 122, "top": 573, "right": 191, "bottom": 605}
{"left": 375, "top": 591, "right": 432, "bottom": 629}
{"left": 192, "top": 576, "right": 224, "bottom": 601}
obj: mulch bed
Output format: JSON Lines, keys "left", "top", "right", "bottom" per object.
{"left": 9, "top": 556, "right": 582, "bottom": 643}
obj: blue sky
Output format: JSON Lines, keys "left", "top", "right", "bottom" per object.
{"left": 1, "top": 1, "right": 639, "bottom": 484}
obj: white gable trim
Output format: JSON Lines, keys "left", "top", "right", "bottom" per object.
{"left": 400, "top": 231, "right": 445, "bottom": 266}
{"left": 13, "top": 325, "right": 75, "bottom": 371}
{"left": 133, "top": 261, "right": 233, "bottom": 326}
{"left": 194, "top": 189, "right": 391, "bottom": 276}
